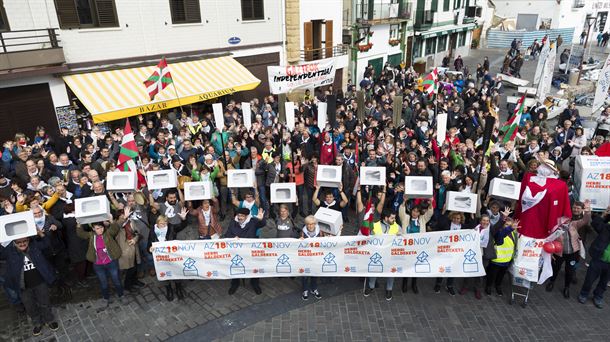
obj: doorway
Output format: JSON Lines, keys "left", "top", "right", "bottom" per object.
{"left": 368, "top": 57, "right": 383, "bottom": 80}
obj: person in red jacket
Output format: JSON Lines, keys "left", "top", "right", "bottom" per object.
{"left": 318, "top": 132, "right": 337, "bottom": 165}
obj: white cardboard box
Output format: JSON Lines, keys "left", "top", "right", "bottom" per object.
{"left": 106, "top": 171, "right": 137, "bottom": 192}
{"left": 405, "top": 176, "right": 434, "bottom": 198}
{"left": 184, "top": 181, "right": 212, "bottom": 201}
{"left": 146, "top": 169, "right": 177, "bottom": 190}
{"left": 315, "top": 207, "right": 343, "bottom": 236}
{"left": 0, "top": 211, "right": 37, "bottom": 243}
{"left": 316, "top": 165, "right": 342, "bottom": 188}
{"left": 270, "top": 183, "right": 297, "bottom": 203}
{"left": 360, "top": 167, "right": 386, "bottom": 186}
{"left": 446, "top": 191, "right": 478, "bottom": 214}
{"left": 75, "top": 195, "right": 112, "bottom": 224}
{"left": 574, "top": 156, "right": 610, "bottom": 210}
{"left": 489, "top": 178, "right": 521, "bottom": 201}
{"left": 227, "top": 169, "right": 255, "bottom": 188}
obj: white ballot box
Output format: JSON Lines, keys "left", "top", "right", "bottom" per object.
{"left": 270, "top": 183, "right": 297, "bottom": 203}
{"left": 315, "top": 207, "right": 343, "bottom": 236}
{"left": 227, "top": 169, "right": 255, "bottom": 188}
{"left": 489, "top": 178, "right": 521, "bottom": 201}
{"left": 360, "top": 167, "right": 386, "bottom": 186}
{"left": 146, "top": 169, "right": 177, "bottom": 190}
{"left": 316, "top": 165, "right": 342, "bottom": 188}
{"left": 75, "top": 195, "right": 112, "bottom": 224}
{"left": 574, "top": 156, "right": 610, "bottom": 210}
{"left": 405, "top": 176, "right": 434, "bottom": 198}
{"left": 446, "top": 191, "right": 478, "bottom": 214}
{"left": 184, "top": 181, "right": 212, "bottom": 201}
{"left": 0, "top": 211, "right": 37, "bottom": 243}
{"left": 106, "top": 171, "right": 137, "bottom": 192}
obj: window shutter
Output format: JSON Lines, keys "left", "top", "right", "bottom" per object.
{"left": 170, "top": 0, "right": 185, "bottom": 23}
{"left": 304, "top": 21, "right": 313, "bottom": 61}
{"left": 252, "top": 0, "right": 264, "bottom": 20}
{"left": 241, "top": 0, "right": 253, "bottom": 20}
{"left": 184, "top": 0, "right": 201, "bottom": 23}
{"left": 94, "top": 0, "right": 118, "bottom": 27}
{"left": 325, "top": 20, "right": 333, "bottom": 58}
{"left": 54, "top": 0, "right": 79, "bottom": 29}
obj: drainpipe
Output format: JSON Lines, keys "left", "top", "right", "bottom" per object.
{"left": 351, "top": 0, "right": 358, "bottom": 83}
{"left": 280, "top": 0, "right": 287, "bottom": 65}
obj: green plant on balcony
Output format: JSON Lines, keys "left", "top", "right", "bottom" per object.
{"left": 389, "top": 39, "right": 401, "bottom": 46}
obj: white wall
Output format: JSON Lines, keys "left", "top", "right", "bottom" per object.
{"left": 355, "top": 24, "right": 403, "bottom": 84}
{"left": 299, "top": 0, "right": 344, "bottom": 51}
{"left": 3, "top": 0, "right": 282, "bottom": 64}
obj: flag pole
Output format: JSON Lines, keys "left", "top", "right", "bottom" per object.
{"left": 166, "top": 57, "right": 185, "bottom": 116}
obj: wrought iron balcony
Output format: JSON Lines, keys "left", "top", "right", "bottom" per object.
{"left": 355, "top": 1, "right": 412, "bottom": 24}
{"left": 0, "top": 28, "right": 65, "bottom": 72}
{"left": 301, "top": 44, "right": 349, "bottom": 62}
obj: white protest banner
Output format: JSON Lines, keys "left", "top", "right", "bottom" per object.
{"left": 317, "top": 102, "right": 328, "bottom": 132}
{"left": 242, "top": 102, "right": 252, "bottom": 131}
{"left": 537, "top": 43, "right": 556, "bottom": 100}
{"left": 593, "top": 54, "right": 610, "bottom": 113}
{"left": 436, "top": 113, "right": 448, "bottom": 145}
{"left": 510, "top": 236, "right": 544, "bottom": 282}
{"left": 534, "top": 39, "right": 550, "bottom": 85}
{"left": 574, "top": 155, "right": 610, "bottom": 210}
{"left": 268, "top": 58, "right": 336, "bottom": 94}
{"left": 212, "top": 103, "right": 224, "bottom": 131}
{"left": 152, "top": 230, "right": 485, "bottom": 280}
{"left": 285, "top": 101, "right": 296, "bottom": 131}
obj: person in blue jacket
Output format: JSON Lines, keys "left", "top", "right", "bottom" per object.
{"left": 0, "top": 230, "right": 59, "bottom": 336}
{"left": 224, "top": 207, "right": 266, "bottom": 295}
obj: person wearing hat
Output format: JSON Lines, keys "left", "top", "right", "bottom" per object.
{"left": 224, "top": 207, "right": 266, "bottom": 295}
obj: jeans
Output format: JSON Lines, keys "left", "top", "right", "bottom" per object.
{"left": 138, "top": 239, "right": 153, "bottom": 273}
{"left": 219, "top": 186, "right": 229, "bottom": 216}
{"left": 550, "top": 252, "right": 579, "bottom": 289}
{"left": 296, "top": 185, "right": 306, "bottom": 215}
{"left": 579, "top": 258, "right": 610, "bottom": 301}
{"left": 304, "top": 187, "right": 315, "bottom": 216}
{"left": 93, "top": 260, "right": 124, "bottom": 300}
{"left": 435, "top": 277, "right": 454, "bottom": 288}
{"left": 0, "top": 275, "right": 20, "bottom": 304}
{"left": 369, "top": 277, "right": 394, "bottom": 291}
{"left": 485, "top": 263, "right": 509, "bottom": 289}
{"left": 21, "top": 283, "right": 54, "bottom": 326}
{"left": 301, "top": 277, "right": 318, "bottom": 292}
{"left": 258, "top": 185, "right": 269, "bottom": 212}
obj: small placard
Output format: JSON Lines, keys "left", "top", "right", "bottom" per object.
{"left": 147, "top": 169, "right": 178, "bottom": 190}
{"left": 75, "top": 195, "right": 112, "bottom": 224}
{"left": 360, "top": 167, "right": 386, "bottom": 186}
{"left": 315, "top": 207, "right": 343, "bottom": 236}
{"left": 0, "top": 211, "right": 37, "bottom": 243}
{"left": 489, "top": 178, "right": 521, "bottom": 201}
{"left": 184, "top": 181, "right": 212, "bottom": 201}
{"left": 106, "top": 171, "right": 137, "bottom": 192}
{"left": 405, "top": 176, "right": 434, "bottom": 198}
{"left": 270, "top": 183, "right": 297, "bottom": 203}
{"left": 446, "top": 191, "right": 478, "bottom": 214}
{"left": 316, "top": 165, "right": 342, "bottom": 188}
{"left": 227, "top": 169, "right": 255, "bottom": 188}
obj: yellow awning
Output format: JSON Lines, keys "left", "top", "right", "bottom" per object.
{"left": 63, "top": 56, "right": 260, "bottom": 123}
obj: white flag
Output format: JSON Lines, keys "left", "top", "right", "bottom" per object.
{"left": 537, "top": 44, "right": 556, "bottom": 101}
{"left": 534, "top": 39, "right": 550, "bottom": 85}
{"left": 436, "top": 113, "right": 448, "bottom": 145}
{"left": 242, "top": 102, "right": 252, "bottom": 131}
{"left": 317, "top": 102, "right": 328, "bottom": 132}
{"left": 212, "top": 103, "right": 224, "bottom": 132}
{"left": 593, "top": 54, "right": 610, "bottom": 113}
{"left": 285, "top": 101, "right": 295, "bottom": 132}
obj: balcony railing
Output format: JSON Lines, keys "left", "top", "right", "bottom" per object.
{"left": 0, "top": 28, "right": 61, "bottom": 53}
{"left": 301, "top": 44, "right": 349, "bottom": 62}
{"left": 573, "top": 0, "right": 586, "bottom": 9}
{"left": 355, "top": 1, "right": 412, "bottom": 23}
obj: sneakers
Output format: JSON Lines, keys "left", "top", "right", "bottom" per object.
{"left": 593, "top": 297, "right": 604, "bottom": 309}
{"left": 363, "top": 287, "right": 373, "bottom": 297}
{"left": 32, "top": 325, "right": 43, "bottom": 336}
{"left": 312, "top": 289, "right": 322, "bottom": 299}
{"left": 447, "top": 287, "right": 456, "bottom": 296}
{"left": 47, "top": 322, "right": 59, "bottom": 331}
{"left": 385, "top": 290, "right": 392, "bottom": 301}
{"left": 119, "top": 296, "right": 129, "bottom": 305}
{"left": 302, "top": 290, "right": 309, "bottom": 301}
{"left": 433, "top": 284, "right": 441, "bottom": 293}
{"left": 577, "top": 294, "right": 587, "bottom": 304}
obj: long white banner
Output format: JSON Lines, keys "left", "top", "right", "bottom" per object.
{"left": 267, "top": 58, "right": 335, "bottom": 94}
{"left": 152, "top": 230, "right": 485, "bottom": 280}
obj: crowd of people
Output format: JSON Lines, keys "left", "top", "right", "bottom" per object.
{"left": 1, "top": 52, "right": 609, "bottom": 336}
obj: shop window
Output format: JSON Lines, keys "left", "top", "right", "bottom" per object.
{"left": 443, "top": 0, "right": 450, "bottom": 11}
{"left": 437, "top": 35, "right": 447, "bottom": 52}
{"left": 389, "top": 24, "right": 400, "bottom": 40}
{"left": 170, "top": 0, "right": 201, "bottom": 24}
{"left": 241, "top": 0, "right": 264, "bottom": 21}
{"left": 54, "top": 0, "right": 119, "bottom": 29}
{"left": 458, "top": 31, "right": 466, "bottom": 47}
{"left": 425, "top": 37, "right": 436, "bottom": 55}
{"left": 413, "top": 39, "right": 422, "bottom": 58}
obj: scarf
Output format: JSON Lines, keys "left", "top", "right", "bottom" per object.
{"left": 242, "top": 200, "right": 255, "bottom": 210}
{"left": 34, "top": 215, "right": 46, "bottom": 230}
{"left": 123, "top": 220, "right": 134, "bottom": 241}
{"left": 323, "top": 200, "right": 336, "bottom": 208}
{"left": 499, "top": 168, "right": 513, "bottom": 176}
{"left": 202, "top": 208, "right": 211, "bottom": 225}
{"left": 59, "top": 191, "right": 73, "bottom": 204}
{"left": 487, "top": 210, "right": 501, "bottom": 225}
{"left": 302, "top": 225, "right": 320, "bottom": 238}
{"left": 164, "top": 201, "right": 177, "bottom": 218}
{"left": 235, "top": 215, "right": 252, "bottom": 229}
{"left": 154, "top": 224, "right": 168, "bottom": 242}
{"left": 450, "top": 223, "right": 461, "bottom": 231}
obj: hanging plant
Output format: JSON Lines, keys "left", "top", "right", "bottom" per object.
{"left": 357, "top": 42, "right": 373, "bottom": 52}
{"left": 388, "top": 39, "right": 401, "bottom": 46}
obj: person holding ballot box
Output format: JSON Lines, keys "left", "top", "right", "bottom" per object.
{"left": 300, "top": 215, "right": 323, "bottom": 300}
{"left": 398, "top": 199, "right": 433, "bottom": 294}
{"left": 433, "top": 212, "right": 466, "bottom": 296}
{"left": 224, "top": 207, "right": 266, "bottom": 295}
{"left": 363, "top": 210, "right": 401, "bottom": 301}
{"left": 0, "top": 230, "right": 59, "bottom": 336}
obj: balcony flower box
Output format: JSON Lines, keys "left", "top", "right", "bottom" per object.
{"left": 389, "top": 39, "right": 401, "bottom": 47}
{"left": 357, "top": 42, "right": 373, "bottom": 52}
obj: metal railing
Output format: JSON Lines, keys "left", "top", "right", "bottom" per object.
{"left": 355, "top": 1, "right": 412, "bottom": 22}
{"left": 0, "top": 28, "right": 61, "bottom": 53}
{"left": 301, "top": 44, "right": 349, "bottom": 62}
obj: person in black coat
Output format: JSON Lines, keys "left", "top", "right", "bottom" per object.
{"left": 578, "top": 207, "right": 610, "bottom": 308}
{"left": 0, "top": 230, "right": 59, "bottom": 336}
{"left": 147, "top": 208, "right": 188, "bottom": 301}
{"left": 61, "top": 204, "right": 90, "bottom": 286}
{"left": 224, "top": 207, "right": 266, "bottom": 295}
{"left": 32, "top": 205, "right": 69, "bottom": 290}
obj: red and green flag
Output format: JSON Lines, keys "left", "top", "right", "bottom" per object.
{"left": 143, "top": 57, "right": 173, "bottom": 101}
{"left": 422, "top": 67, "right": 439, "bottom": 95}
{"left": 359, "top": 198, "right": 374, "bottom": 236}
{"left": 117, "top": 119, "right": 147, "bottom": 188}
{"left": 500, "top": 94, "right": 526, "bottom": 143}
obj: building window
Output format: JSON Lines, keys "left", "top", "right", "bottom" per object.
{"left": 0, "top": 0, "right": 9, "bottom": 31}
{"left": 413, "top": 39, "right": 422, "bottom": 58}
{"left": 241, "top": 0, "right": 264, "bottom": 21}
{"left": 54, "top": 0, "right": 119, "bottom": 29}
{"left": 454, "top": 0, "right": 461, "bottom": 9}
{"left": 443, "top": 0, "right": 450, "bottom": 11}
{"left": 431, "top": 0, "right": 438, "bottom": 12}
{"left": 437, "top": 35, "right": 447, "bottom": 52}
{"left": 425, "top": 37, "right": 436, "bottom": 55}
{"left": 389, "top": 24, "right": 400, "bottom": 40}
{"left": 170, "top": 0, "right": 201, "bottom": 24}
{"left": 458, "top": 31, "right": 466, "bottom": 47}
